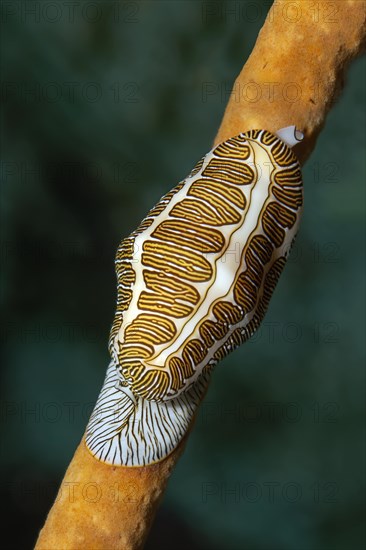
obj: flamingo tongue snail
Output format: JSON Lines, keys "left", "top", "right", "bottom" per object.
{"left": 85, "top": 126, "right": 304, "bottom": 466}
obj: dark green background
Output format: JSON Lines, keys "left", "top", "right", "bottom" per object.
{"left": 1, "top": 1, "right": 365, "bottom": 549}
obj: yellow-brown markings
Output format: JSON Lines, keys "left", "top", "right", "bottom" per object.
{"left": 189, "top": 157, "right": 205, "bottom": 177}
{"left": 244, "top": 129, "right": 261, "bottom": 140}
{"left": 169, "top": 356, "right": 195, "bottom": 391}
{"left": 260, "top": 131, "right": 278, "bottom": 146}
{"left": 169, "top": 197, "right": 233, "bottom": 226}
{"left": 232, "top": 230, "right": 274, "bottom": 315}
{"left": 116, "top": 236, "right": 135, "bottom": 259}
{"left": 116, "top": 288, "right": 133, "bottom": 307}
{"left": 115, "top": 264, "right": 135, "bottom": 286}
{"left": 190, "top": 179, "right": 246, "bottom": 209}
{"left": 214, "top": 137, "right": 250, "bottom": 160}
{"left": 213, "top": 347, "right": 227, "bottom": 362}
{"left": 135, "top": 218, "right": 154, "bottom": 233}
{"left": 272, "top": 185, "right": 303, "bottom": 210}
{"left": 188, "top": 182, "right": 242, "bottom": 224}
{"left": 131, "top": 369, "right": 170, "bottom": 400}
{"left": 119, "top": 344, "right": 153, "bottom": 359}
{"left": 138, "top": 291, "right": 194, "bottom": 317}
{"left": 145, "top": 182, "right": 185, "bottom": 218}
{"left": 211, "top": 254, "right": 288, "bottom": 364}
{"left": 120, "top": 360, "right": 143, "bottom": 380}
{"left": 143, "top": 270, "right": 199, "bottom": 306}
{"left": 199, "top": 319, "right": 227, "bottom": 341}
{"left": 274, "top": 167, "right": 302, "bottom": 186}
{"left": 212, "top": 301, "right": 242, "bottom": 325}
{"left": 111, "top": 130, "right": 302, "bottom": 402}
{"left": 142, "top": 240, "right": 213, "bottom": 282}
{"left": 124, "top": 314, "right": 176, "bottom": 346}
{"left": 202, "top": 158, "right": 255, "bottom": 185}
{"left": 199, "top": 322, "right": 216, "bottom": 347}
{"left": 234, "top": 272, "right": 258, "bottom": 313}
{"left": 182, "top": 339, "right": 206, "bottom": 367}
{"left": 250, "top": 235, "right": 274, "bottom": 264}
{"left": 262, "top": 202, "right": 297, "bottom": 247}
{"left": 270, "top": 141, "right": 297, "bottom": 166}
{"left": 262, "top": 257, "right": 286, "bottom": 305}
{"left": 151, "top": 220, "right": 225, "bottom": 253}
{"left": 230, "top": 327, "right": 243, "bottom": 347}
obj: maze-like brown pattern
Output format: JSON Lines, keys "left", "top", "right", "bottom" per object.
{"left": 109, "top": 131, "right": 303, "bottom": 401}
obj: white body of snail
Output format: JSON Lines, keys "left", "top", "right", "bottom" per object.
{"left": 85, "top": 126, "right": 303, "bottom": 466}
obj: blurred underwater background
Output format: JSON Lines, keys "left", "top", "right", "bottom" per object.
{"left": 0, "top": 1, "right": 365, "bottom": 548}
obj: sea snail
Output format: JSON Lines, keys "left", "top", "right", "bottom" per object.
{"left": 85, "top": 126, "right": 304, "bottom": 466}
